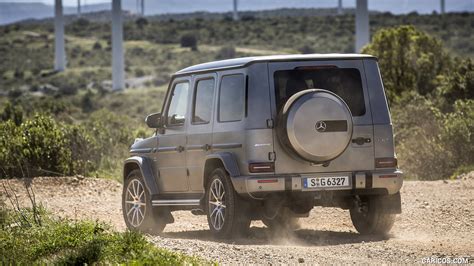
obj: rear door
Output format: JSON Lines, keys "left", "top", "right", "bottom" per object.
{"left": 268, "top": 59, "right": 375, "bottom": 174}
{"left": 186, "top": 73, "right": 216, "bottom": 193}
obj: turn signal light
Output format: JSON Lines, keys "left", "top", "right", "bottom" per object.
{"left": 249, "top": 162, "right": 275, "bottom": 173}
{"left": 375, "top": 157, "right": 398, "bottom": 168}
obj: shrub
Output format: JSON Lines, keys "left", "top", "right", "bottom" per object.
{"left": 362, "top": 25, "right": 451, "bottom": 103}
{"left": 393, "top": 93, "right": 474, "bottom": 180}
{"left": 0, "top": 207, "right": 204, "bottom": 264}
{"left": 92, "top": 41, "right": 102, "bottom": 50}
{"left": 216, "top": 46, "right": 236, "bottom": 60}
{"left": 298, "top": 44, "right": 315, "bottom": 54}
{"left": 180, "top": 33, "right": 198, "bottom": 51}
{"left": 0, "top": 114, "right": 99, "bottom": 178}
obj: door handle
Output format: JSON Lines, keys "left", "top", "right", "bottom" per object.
{"left": 352, "top": 137, "right": 371, "bottom": 145}
{"left": 176, "top": 145, "right": 185, "bottom": 152}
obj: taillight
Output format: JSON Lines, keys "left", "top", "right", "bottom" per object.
{"left": 249, "top": 162, "right": 275, "bottom": 173}
{"left": 375, "top": 157, "right": 398, "bottom": 168}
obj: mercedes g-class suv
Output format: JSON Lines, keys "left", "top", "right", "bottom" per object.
{"left": 122, "top": 54, "right": 403, "bottom": 237}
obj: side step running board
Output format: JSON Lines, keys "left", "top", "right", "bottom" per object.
{"left": 152, "top": 199, "right": 200, "bottom": 206}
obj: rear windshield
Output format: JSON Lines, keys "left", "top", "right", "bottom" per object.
{"left": 274, "top": 68, "right": 366, "bottom": 116}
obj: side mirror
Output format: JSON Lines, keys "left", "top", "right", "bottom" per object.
{"left": 145, "top": 112, "right": 162, "bottom": 128}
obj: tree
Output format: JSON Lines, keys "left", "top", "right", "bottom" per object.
{"left": 362, "top": 25, "right": 451, "bottom": 103}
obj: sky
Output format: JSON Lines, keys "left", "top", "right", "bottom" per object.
{"left": 1, "top": 0, "right": 473, "bottom": 13}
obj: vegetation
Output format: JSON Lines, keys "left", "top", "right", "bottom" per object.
{"left": 0, "top": 11, "right": 472, "bottom": 180}
{"left": 362, "top": 26, "right": 473, "bottom": 180}
{"left": 0, "top": 198, "right": 203, "bottom": 264}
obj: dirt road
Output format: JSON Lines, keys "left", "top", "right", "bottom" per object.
{"left": 2, "top": 175, "right": 473, "bottom": 264}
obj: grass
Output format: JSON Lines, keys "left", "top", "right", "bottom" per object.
{"left": 0, "top": 205, "right": 206, "bottom": 264}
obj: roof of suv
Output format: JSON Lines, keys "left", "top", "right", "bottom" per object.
{"left": 176, "top": 53, "right": 376, "bottom": 75}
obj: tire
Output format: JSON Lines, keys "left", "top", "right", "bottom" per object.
{"left": 122, "top": 169, "right": 166, "bottom": 234}
{"left": 349, "top": 195, "right": 396, "bottom": 235}
{"left": 205, "top": 168, "right": 251, "bottom": 238}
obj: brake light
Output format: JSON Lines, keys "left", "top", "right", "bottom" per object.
{"left": 295, "top": 65, "right": 337, "bottom": 70}
{"left": 375, "top": 157, "right": 398, "bottom": 168}
{"left": 249, "top": 162, "right": 275, "bottom": 173}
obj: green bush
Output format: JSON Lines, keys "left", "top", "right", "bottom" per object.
{"left": 180, "top": 33, "right": 198, "bottom": 51}
{"left": 0, "top": 208, "right": 204, "bottom": 264}
{"left": 393, "top": 94, "right": 474, "bottom": 180}
{"left": 0, "top": 114, "right": 99, "bottom": 178}
{"left": 362, "top": 25, "right": 451, "bottom": 103}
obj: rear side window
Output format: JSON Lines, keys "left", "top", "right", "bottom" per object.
{"left": 166, "top": 82, "right": 189, "bottom": 126}
{"left": 192, "top": 78, "right": 215, "bottom": 124}
{"left": 274, "top": 68, "right": 366, "bottom": 116}
{"left": 218, "top": 74, "right": 245, "bottom": 122}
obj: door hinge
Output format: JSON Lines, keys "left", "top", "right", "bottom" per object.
{"left": 266, "top": 119, "right": 274, "bottom": 128}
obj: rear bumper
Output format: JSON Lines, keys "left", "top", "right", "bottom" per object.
{"left": 232, "top": 169, "right": 403, "bottom": 199}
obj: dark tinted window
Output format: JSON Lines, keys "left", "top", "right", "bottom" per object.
{"left": 274, "top": 68, "right": 366, "bottom": 116}
{"left": 219, "top": 74, "right": 245, "bottom": 122}
{"left": 192, "top": 79, "right": 215, "bottom": 124}
{"left": 166, "top": 82, "right": 189, "bottom": 126}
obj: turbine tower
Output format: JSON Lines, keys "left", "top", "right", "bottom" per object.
{"left": 355, "top": 0, "right": 369, "bottom": 52}
{"left": 233, "top": 0, "right": 239, "bottom": 21}
{"left": 112, "top": 0, "right": 125, "bottom": 91}
{"left": 141, "top": 0, "right": 145, "bottom": 16}
{"left": 440, "top": 0, "right": 445, "bottom": 14}
{"left": 77, "top": 0, "right": 81, "bottom": 17}
{"left": 338, "top": 0, "right": 343, "bottom": 15}
{"left": 54, "top": 0, "right": 66, "bottom": 71}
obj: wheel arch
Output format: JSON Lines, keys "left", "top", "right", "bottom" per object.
{"left": 123, "top": 156, "right": 160, "bottom": 197}
{"left": 203, "top": 152, "right": 240, "bottom": 188}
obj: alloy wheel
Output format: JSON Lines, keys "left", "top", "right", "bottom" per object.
{"left": 208, "top": 178, "right": 226, "bottom": 230}
{"left": 125, "top": 179, "right": 146, "bottom": 227}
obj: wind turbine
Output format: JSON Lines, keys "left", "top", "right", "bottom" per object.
{"left": 112, "top": 0, "right": 125, "bottom": 90}
{"left": 54, "top": 0, "right": 66, "bottom": 71}
{"left": 338, "top": 0, "right": 343, "bottom": 15}
{"left": 233, "top": 0, "right": 239, "bottom": 21}
{"left": 355, "top": 0, "right": 369, "bottom": 52}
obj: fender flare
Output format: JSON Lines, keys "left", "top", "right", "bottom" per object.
{"left": 123, "top": 156, "right": 159, "bottom": 196}
{"left": 205, "top": 152, "right": 241, "bottom": 177}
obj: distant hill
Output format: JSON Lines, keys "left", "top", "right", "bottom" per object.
{"left": 1, "top": 0, "right": 473, "bottom": 25}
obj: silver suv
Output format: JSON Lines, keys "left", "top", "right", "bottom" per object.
{"left": 122, "top": 54, "right": 403, "bottom": 237}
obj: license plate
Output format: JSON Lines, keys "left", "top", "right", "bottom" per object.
{"left": 303, "top": 176, "right": 350, "bottom": 189}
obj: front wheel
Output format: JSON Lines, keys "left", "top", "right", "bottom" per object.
{"left": 206, "top": 168, "right": 250, "bottom": 238}
{"left": 122, "top": 169, "right": 167, "bottom": 234}
{"left": 349, "top": 195, "right": 396, "bottom": 235}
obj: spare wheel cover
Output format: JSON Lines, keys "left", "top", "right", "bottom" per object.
{"left": 283, "top": 89, "right": 353, "bottom": 163}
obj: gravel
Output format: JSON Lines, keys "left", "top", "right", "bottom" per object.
{"left": 2, "top": 175, "right": 473, "bottom": 264}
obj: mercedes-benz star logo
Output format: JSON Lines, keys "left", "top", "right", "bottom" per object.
{"left": 315, "top": 121, "right": 327, "bottom": 132}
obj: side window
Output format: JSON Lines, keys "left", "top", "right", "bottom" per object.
{"left": 218, "top": 74, "right": 245, "bottom": 122}
{"left": 166, "top": 82, "right": 189, "bottom": 126}
{"left": 192, "top": 78, "right": 215, "bottom": 124}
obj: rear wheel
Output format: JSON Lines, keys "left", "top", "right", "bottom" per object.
{"left": 122, "top": 169, "right": 167, "bottom": 234}
{"left": 349, "top": 195, "right": 396, "bottom": 235}
{"left": 206, "top": 168, "right": 251, "bottom": 238}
